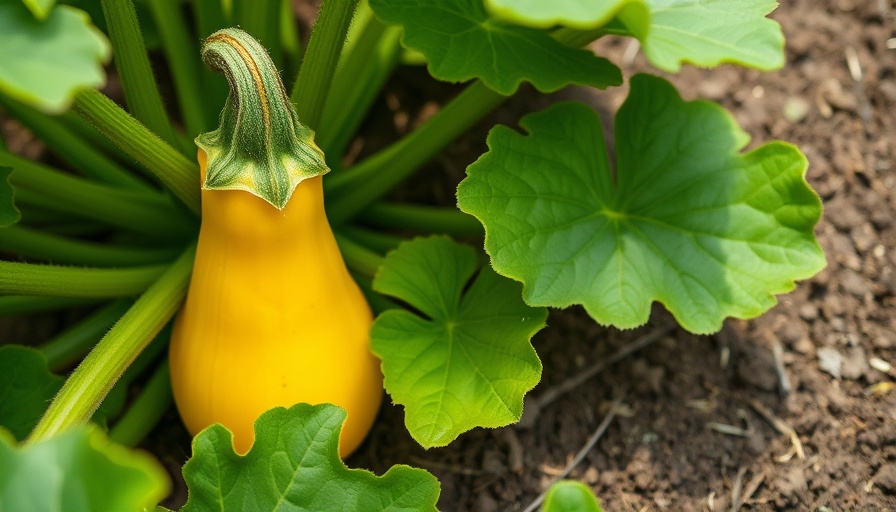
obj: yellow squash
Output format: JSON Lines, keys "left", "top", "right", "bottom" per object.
{"left": 168, "top": 28, "right": 382, "bottom": 457}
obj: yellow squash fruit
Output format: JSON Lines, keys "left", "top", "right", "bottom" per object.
{"left": 168, "top": 28, "right": 383, "bottom": 457}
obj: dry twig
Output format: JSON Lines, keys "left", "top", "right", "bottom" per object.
{"left": 749, "top": 399, "right": 805, "bottom": 460}
{"left": 520, "top": 395, "right": 623, "bottom": 512}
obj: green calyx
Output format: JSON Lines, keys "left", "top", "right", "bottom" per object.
{"left": 196, "top": 28, "right": 328, "bottom": 210}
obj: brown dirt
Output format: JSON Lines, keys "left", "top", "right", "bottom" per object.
{"left": 348, "top": 1, "right": 896, "bottom": 511}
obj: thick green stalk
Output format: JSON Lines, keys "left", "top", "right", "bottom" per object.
{"left": 0, "top": 296, "right": 94, "bottom": 315}
{"left": 27, "top": 244, "right": 195, "bottom": 442}
{"left": 1, "top": 148, "right": 195, "bottom": 237}
{"left": 0, "top": 97, "right": 152, "bottom": 191}
{"left": 101, "top": 0, "right": 182, "bottom": 152}
{"left": 364, "top": 202, "right": 484, "bottom": 237}
{"left": 325, "top": 81, "right": 507, "bottom": 224}
{"left": 316, "top": 17, "right": 402, "bottom": 160}
{"left": 290, "top": 0, "right": 360, "bottom": 129}
{"left": 41, "top": 300, "right": 133, "bottom": 371}
{"left": 280, "top": 0, "right": 302, "bottom": 81}
{"left": 338, "top": 224, "right": 403, "bottom": 254}
{"left": 0, "top": 260, "right": 167, "bottom": 298}
{"left": 0, "top": 225, "right": 182, "bottom": 267}
{"left": 72, "top": 90, "right": 201, "bottom": 216}
{"left": 147, "top": 0, "right": 208, "bottom": 137}
{"left": 108, "top": 360, "right": 172, "bottom": 447}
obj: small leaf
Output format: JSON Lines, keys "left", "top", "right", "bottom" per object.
{"left": 182, "top": 404, "right": 440, "bottom": 511}
{"left": 485, "top": 0, "right": 650, "bottom": 38}
{"left": 0, "top": 345, "right": 64, "bottom": 441}
{"left": 458, "top": 74, "right": 825, "bottom": 334}
{"left": 0, "top": 166, "right": 21, "bottom": 227}
{"left": 642, "top": 0, "right": 785, "bottom": 71}
{"left": 371, "top": 236, "right": 546, "bottom": 447}
{"left": 0, "top": 0, "right": 110, "bottom": 113}
{"left": 21, "top": 0, "right": 55, "bottom": 19}
{"left": 542, "top": 480, "right": 603, "bottom": 512}
{"left": 0, "top": 425, "right": 169, "bottom": 512}
{"left": 369, "top": 0, "right": 621, "bottom": 94}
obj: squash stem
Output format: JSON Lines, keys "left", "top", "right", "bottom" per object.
{"left": 108, "top": 360, "right": 173, "bottom": 447}
{"left": 290, "top": 0, "right": 360, "bottom": 129}
{"left": 0, "top": 97, "right": 153, "bottom": 192}
{"left": 1, "top": 148, "right": 196, "bottom": 238}
{"left": 0, "top": 260, "right": 167, "bottom": 298}
{"left": 316, "top": 9, "right": 402, "bottom": 162}
{"left": 362, "top": 203, "right": 484, "bottom": 238}
{"left": 40, "top": 299, "right": 133, "bottom": 371}
{"left": 146, "top": 0, "right": 209, "bottom": 137}
{"left": 72, "top": 90, "right": 202, "bottom": 216}
{"left": 193, "top": 0, "right": 231, "bottom": 126}
{"left": 324, "top": 80, "right": 508, "bottom": 225}
{"left": 0, "top": 296, "right": 96, "bottom": 316}
{"left": 100, "top": 0, "right": 185, "bottom": 154}
{"left": 0, "top": 225, "right": 183, "bottom": 267}
{"left": 27, "top": 243, "right": 195, "bottom": 443}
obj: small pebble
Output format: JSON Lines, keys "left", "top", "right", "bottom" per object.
{"left": 817, "top": 346, "right": 843, "bottom": 379}
{"left": 870, "top": 357, "right": 892, "bottom": 373}
{"left": 784, "top": 96, "right": 811, "bottom": 123}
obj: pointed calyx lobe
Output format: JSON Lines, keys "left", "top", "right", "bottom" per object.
{"left": 196, "top": 28, "right": 328, "bottom": 210}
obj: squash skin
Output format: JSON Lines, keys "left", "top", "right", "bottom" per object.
{"left": 169, "top": 149, "right": 383, "bottom": 457}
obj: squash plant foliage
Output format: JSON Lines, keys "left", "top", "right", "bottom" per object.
{"left": 0, "top": 0, "right": 824, "bottom": 509}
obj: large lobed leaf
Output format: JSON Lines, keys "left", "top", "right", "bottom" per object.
{"left": 485, "top": 0, "right": 650, "bottom": 38}
{"left": 368, "top": 0, "right": 621, "bottom": 94}
{"left": 0, "top": 166, "right": 20, "bottom": 227}
{"left": 542, "top": 480, "right": 603, "bottom": 512}
{"left": 0, "top": 425, "right": 169, "bottom": 512}
{"left": 0, "top": 0, "right": 109, "bottom": 113}
{"left": 458, "top": 74, "right": 825, "bottom": 334}
{"left": 182, "top": 404, "right": 440, "bottom": 511}
{"left": 0, "top": 345, "right": 64, "bottom": 441}
{"left": 641, "top": 0, "right": 785, "bottom": 71}
{"left": 371, "top": 236, "right": 546, "bottom": 447}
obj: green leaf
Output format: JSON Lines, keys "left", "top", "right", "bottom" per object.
{"left": 458, "top": 74, "right": 825, "bottom": 334}
{"left": 0, "top": 166, "right": 21, "bottom": 227}
{"left": 21, "top": 0, "right": 55, "bottom": 19}
{"left": 371, "top": 236, "right": 546, "bottom": 447}
{"left": 485, "top": 0, "right": 650, "bottom": 38}
{"left": 0, "top": 0, "right": 110, "bottom": 113}
{"left": 0, "top": 345, "right": 64, "bottom": 441}
{"left": 368, "top": 0, "right": 621, "bottom": 94}
{"left": 542, "top": 480, "right": 603, "bottom": 512}
{"left": 182, "top": 404, "right": 440, "bottom": 512}
{"left": 0, "top": 425, "right": 169, "bottom": 512}
{"left": 641, "top": 0, "right": 784, "bottom": 71}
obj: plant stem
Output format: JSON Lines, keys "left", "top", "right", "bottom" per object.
{"left": 334, "top": 231, "right": 384, "bottom": 280}
{"left": 0, "top": 260, "right": 167, "bottom": 298}
{"left": 325, "top": 81, "right": 507, "bottom": 224}
{"left": 338, "top": 224, "right": 404, "bottom": 254}
{"left": 108, "top": 360, "right": 172, "bottom": 447}
{"left": 147, "top": 0, "right": 208, "bottom": 137}
{"left": 234, "top": 0, "right": 281, "bottom": 67}
{"left": 290, "top": 0, "right": 360, "bottom": 129}
{"left": 1, "top": 148, "right": 195, "bottom": 237}
{"left": 0, "top": 296, "right": 95, "bottom": 315}
{"left": 101, "top": 0, "right": 183, "bottom": 153}
{"left": 0, "top": 225, "right": 182, "bottom": 267}
{"left": 0, "top": 97, "right": 152, "bottom": 191}
{"left": 72, "top": 90, "right": 201, "bottom": 216}
{"left": 316, "top": 15, "right": 402, "bottom": 161}
{"left": 41, "top": 299, "right": 133, "bottom": 371}
{"left": 280, "top": 0, "right": 302, "bottom": 81}
{"left": 363, "top": 202, "right": 484, "bottom": 237}
{"left": 27, "top": 244, "right": 195, "bottom": 442}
